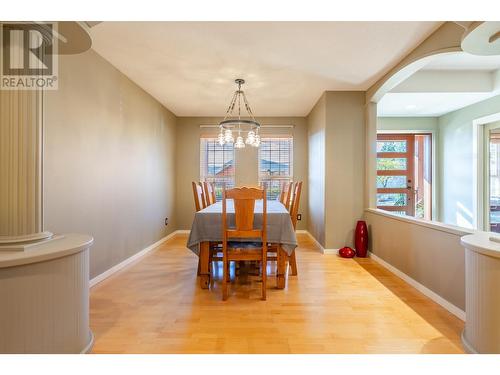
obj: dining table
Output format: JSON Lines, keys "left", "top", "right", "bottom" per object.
{"left": 187, "top": 199, "right": 298, "bottom": 289}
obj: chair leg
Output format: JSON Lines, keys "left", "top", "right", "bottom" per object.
{"left": 289, "top": 251, "right": 298, "bottom": 276}
{"left": 197, "top": 257, "right": 201, "bottom": 276}
{"left": 222, "top": 259, "right": 228, "bottom": 301}
{"left": 226, "top": 261, "right": 231, "bottom": 282}
{"left": 262, "top": 254, "right": 267, "bottom": 301}
{"left": 208, "top": 250, "right": 214, "bottom": 278}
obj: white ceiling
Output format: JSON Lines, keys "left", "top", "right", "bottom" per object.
{"left": 424, "top": 52, "right": 500, "bottom": 71}
{"left": 378, "top": 52, "right": 500, "bottom": 117}
{"left": 90, "top": 22, "right": 441, "bottom": 117}
{"left": 378, "top": 92, "right": 498, "bottom": 117}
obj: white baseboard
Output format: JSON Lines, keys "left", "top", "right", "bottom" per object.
{"left": 296, "top": 230, "right": 338, "bottom": 255}
{"left": 321, "top": 248, "right": 339, "bottom": 255}
{"left": 90, "top": 230, "right": 181, "bottom": 288}
{"left": 368, "top": 251, "right": 466, "bottom": 321}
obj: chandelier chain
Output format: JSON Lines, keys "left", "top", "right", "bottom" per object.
{"left": 218, "top": 79, "right": 261, "bottom": 149}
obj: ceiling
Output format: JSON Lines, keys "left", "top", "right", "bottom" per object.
{"left": 424, "top": 52, "right": 500, "bottom": 70}
{"left": 378, "top": 52, "right": 500, "bottom": 117}
{"left": 90, "top": 22, "right": 441, "bottom": 117}
{"left": 378, "top": 92, "right": 498, "bottom": 117}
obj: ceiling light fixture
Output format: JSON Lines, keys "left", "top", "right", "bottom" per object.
{"left": 218, "top": 79, "right": 261, "bottom": 149}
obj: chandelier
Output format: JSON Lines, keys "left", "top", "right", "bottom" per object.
{"left": 218, "top": 79, "right": 261, "bottom": 148}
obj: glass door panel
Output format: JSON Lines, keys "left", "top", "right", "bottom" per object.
{"left": 414, "top": 134, "right": 432, "bottom": 220}
{"left": 376, "top": 175, "right": 407, "bottom": 188}
{"left": 376, "top": 134, "right": 414, "bottom": 216}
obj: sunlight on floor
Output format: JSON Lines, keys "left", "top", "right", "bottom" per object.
{"left": 89, "top": 233, "right": 464, "bottom": 354}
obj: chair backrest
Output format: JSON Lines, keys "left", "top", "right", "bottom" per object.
{"left": 289, "top": 181, "right": 302, "bottom": 229}
{"left": 192, "top": 181, "right": 206, "bottom": 212}
{"left": 280, "top": 182, "right": 293, "bottom": 211}
{"left": 203, "top": 181, "right": 216, "bottom": 206}
{"left": 198, "top": 182, "right": 207, "bottom": 209}
{"left": 279, "top": 182, "right": 289, "bottom": 203}
{"left": 222, "top": 187, "right": 267, "bottom": 241}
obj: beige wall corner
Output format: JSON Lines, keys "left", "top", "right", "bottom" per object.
{"left": 306, "top": 91, "right": 366, "bottom": 249}
{"left": 324, "top": 91, "right": 366, "bottom": 249}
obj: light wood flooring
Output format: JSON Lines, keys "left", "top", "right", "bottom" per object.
{"left": 90, "top": 233, "right": 464, "bottom": 353}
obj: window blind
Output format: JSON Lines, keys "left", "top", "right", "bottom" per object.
{"left": 258, "top": 137, "right": 293, "bottom": 200}
{"left": 200, "top": 138, "right": 235, "bottom": 201}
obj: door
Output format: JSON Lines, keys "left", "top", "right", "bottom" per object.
{"left": 376, "top": 134, "right": 415, "bottom": 216}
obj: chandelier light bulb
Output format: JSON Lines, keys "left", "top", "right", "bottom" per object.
{"left": 224, "top": 129, "right": 234, "bottom": 143}
{"left": 235, "top": 136, "right": 245, "bottom": 148}
{"left": 252, "top": 134, "right": 261, "bottom": 147}
{"left": 217, "top": 132, "right": 225, "bottom": 145}
{"left": 246, "top": 130, "right": 256, "bottom": 144}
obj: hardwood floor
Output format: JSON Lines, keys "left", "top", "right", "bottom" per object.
{"left": 90, "top": 233, "right": 464, "bottom": 353}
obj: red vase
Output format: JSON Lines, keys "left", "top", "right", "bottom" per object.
{"left": 354, "top": 220, "right": 368, "bottom": 258}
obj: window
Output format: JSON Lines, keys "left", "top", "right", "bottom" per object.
{"left": 487, "top": 130, "right": 500, "bottom": 232}
{"left": 200, "top": 138, "right": 235, "bottom": 201}
{"left": 258, "top": 137, "right": 293, "bottom": 200}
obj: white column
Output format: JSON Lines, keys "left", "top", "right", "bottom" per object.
{"left": 0, "top": 26, "right": 52, "bottom": 244}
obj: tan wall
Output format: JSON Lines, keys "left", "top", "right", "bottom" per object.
{"left": 175, "top": 116, "right": 308, "bottom": 230}
{"left": 44, "top": 49, "right": 177, "bottom": 279}
{"left": 325, "top": 92, "right": 366, "bottom": 249}
{"left": 306, "top": 92, "right": 365, "bottom": 249}
{"left": 365, "top": 210, "right": 466, "bottom": 310}
{"left": 306, "top": 94, "right": 326, "bottom": 246}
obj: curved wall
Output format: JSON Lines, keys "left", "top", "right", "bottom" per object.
{"left": 363, "top": 22, "right": 470, "bottom": 314}
{"left": 0, "top": 237, "right": 93, "bottom": 353}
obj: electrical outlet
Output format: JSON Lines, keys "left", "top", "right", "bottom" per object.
{"left": 164, "top": 217, "right": 168, "bottom": 226}
{"left": 297, "top": 213, "right": 302, "bottom": 221}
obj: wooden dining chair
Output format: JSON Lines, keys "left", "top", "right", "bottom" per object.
{"left": 267, "top": 181, "right": 302, "bottom": 276}
{"left": 192, "top": 181, "right": 207, "bottom": 211}
{"left": 193, "top": 181, "right": 210, "bottom": 275}
{"left": 279, "top": 182, "right": 292, "bottom": 211}
{"left": 287, "top": 181, "right": 302, "bottom": 276}
{"left": 279, "top": 182, "right": 288, "bottom": 202}
{"left": 203, "top": 181, "right": 217, "bottom": 206}
{"left": 222, "top": 187, "right": 267, "bottom": 301}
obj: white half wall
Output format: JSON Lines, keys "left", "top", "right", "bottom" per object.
{"left": 364, "top": 208, "right": 469, "bottom": 311}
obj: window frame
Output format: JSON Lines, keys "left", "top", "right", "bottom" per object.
{"left": 200, "top": 137, "right": 235, "bottom": 201}
{"left": 258, "top": 136, "right": 294, "bottom": 200}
